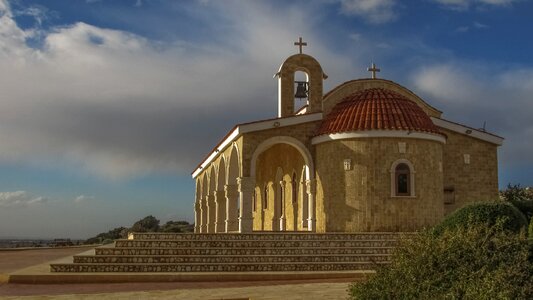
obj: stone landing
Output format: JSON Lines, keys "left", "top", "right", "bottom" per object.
{"left": 8, "top": 232, "right": 406, "bottom": 283}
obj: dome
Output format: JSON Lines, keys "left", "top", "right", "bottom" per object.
{"left": 316, "top": 88, "right": 442, "bottom": 136}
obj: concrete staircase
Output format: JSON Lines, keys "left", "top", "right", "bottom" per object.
{"left": 50, "top": 232, "right": 402, "bottom": 274}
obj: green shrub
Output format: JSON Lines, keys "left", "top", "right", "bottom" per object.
{"left": 433, "top": 201, "right": 528, "bottom": 235}
{"left": 529, "top": 216, "right": 533, "bottom": 239}
{"left": 348, "top": 220, "right": 533, "bottom": 299}
{"left": 501, "top": 184, "right": 533, "bottom": 220}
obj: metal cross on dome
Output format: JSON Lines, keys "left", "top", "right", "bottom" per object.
{"left": 367, "top": 62, "right": 381, "bottom": 79}
{"left": 294, "top": 37, "right": 307, "bottom": 54}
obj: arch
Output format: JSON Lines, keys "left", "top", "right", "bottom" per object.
{"left": 294, "top": 70, "right": 310, "bottom": 113}
{"left": 276, "top": 53, "right": 326, "bottom": 117}
{"left": 195, "top": 178, "right": 201, "bottom": 201}
{"left": 250, "top": 136, "right": 314, "bottom": 181}
{"left": 225, "top": 145, "right": 241, "bottom": 232}
{"left": 227, "top": 144, "right": 241, "bottom": 185}
{"left": 217, "top": 156, "right": 226, "bottom": 191}
{"left": 275, "top": 167, "right": 284, "bottom": 231}
{"left": 300, "top": 166, "right": 308, "bottom": 229}
{"left": 390, "top": 159, "right": 416, "bottom": 197}
{"left": 263, "top": 183, "right": 269, "bottom": 210}
{"left": 201, "top": 173, "right": 208, "bottom": 198}
{"left": 208, "top": 166, "right": 217, "bottom": 195}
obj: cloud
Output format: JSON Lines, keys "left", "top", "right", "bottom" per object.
{"left": 339, "top": 0, "right": 398, "bottom": 24}
{"left": 473, "top": 21, "right": 489, "bottom": 29}
{"left": 13, "top": 4, "right": 56, "bottom": 26}
{"left": 0, "top": 191, "right": 48, "bottom": 208}
{"left": 432, "top": 0, "right": 519, "bottom": 10}
{"left": 0, "top": 0, "right": 353, "bottom": 179}
{"left": 74, "top": 195, "right": 95, "bottom": 203}
{"left": 411, "top": 61, "right": 533, "bottom": 166}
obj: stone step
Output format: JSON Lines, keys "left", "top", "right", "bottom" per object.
{"left": 114, "top": 239, "right": 399, "bottom": 248}
{"left": 95, "top": 246, "right": 395, "bottom": 256}
{"left": 128, "top": 232, "right": 405, "bottom": 241}
{"left": 73, "top": 254, "right": 391, "bottom": 264}
{"left": 50, "top": 261, "right": 386, "bottom": 273}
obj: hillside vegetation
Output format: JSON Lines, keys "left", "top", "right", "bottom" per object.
{"left": 85, "top": 215, "right": 194, "bottom": 244}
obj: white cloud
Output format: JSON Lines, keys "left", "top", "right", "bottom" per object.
{"left": 473, "top": 21, "right": 489, "bottom": 29}
{"left": 339, "top": 0, "right": 398, "bottom": 24}
{"left": 0, "top": 191, "right": 48, "bottom": 208}
{"left": 411, "top": 62, "right": 533, "bottom": 166}
{"left": 74, "top": 195, "right": 95, "bottom": 203}
{"left": 432, "top": 0, "right": 519, "bottom": 10}
{"left": 0, "top": 0, "right": 353, "bottom": 179}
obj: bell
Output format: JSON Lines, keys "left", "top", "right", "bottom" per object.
{"left": 294, "top": 81, "right": 308, "bottom": 99}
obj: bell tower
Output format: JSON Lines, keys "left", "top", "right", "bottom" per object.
{"left": 275, "top": 37, "right": 327, "bottom": 118}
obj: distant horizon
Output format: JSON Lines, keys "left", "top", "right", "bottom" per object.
{"left": 1, "top": 0, "right": 532, "bottom": 238}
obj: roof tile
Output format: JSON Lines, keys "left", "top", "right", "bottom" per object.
{"left": 316, "top": 88, "right": 442, "bottom": 136}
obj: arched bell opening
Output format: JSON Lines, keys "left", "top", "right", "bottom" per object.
{"left": 294, "top": 70, "right": 309, "bottom": 114}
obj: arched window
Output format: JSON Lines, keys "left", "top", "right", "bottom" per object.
{"left": 395, "top": 163, "right": 410, "bottom": 196}
{"left": 390, "top": 160, "right": 415, "bottom": 197}
{"left": 263, "top": 184, "right": 268, "bottom": 209}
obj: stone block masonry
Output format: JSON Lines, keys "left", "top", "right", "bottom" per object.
{"left": 50, "top": 232, "right": 406, "bottom": 273}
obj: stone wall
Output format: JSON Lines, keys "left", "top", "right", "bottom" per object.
{"left": 440, "top": 128, "right": 500, "bottom": 215}
{"left": 315, "top": 138, "right": 444, "bottom": 232}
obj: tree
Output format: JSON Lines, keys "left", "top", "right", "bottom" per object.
{"left": 130, "top": 215, "right": 160, "bottom": 232}
{"left": 160, "top": 220, "right": 194, "bottom": 233}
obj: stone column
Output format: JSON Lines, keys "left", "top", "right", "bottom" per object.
{"left": 194, "top": 201, "right": 200, "bottom": 233}
{"left": 306, "top": 179, "right": 316, "bottom": 232}
{"left": 214, "top": 190, "right": 226, "bottom": 233}
{"left": 206, "top": 194, "right": 216, "bottom": 233}
{"left": 300, "top": 181, "right": 309, "bottom": 230}
{"left": 238, "top": 177, "right": 255, "bottom": 233}
{"left": 224, "top": 184, "right": 239, "bottom": 232}
{"left": 279, "top": 180, "right": 286, "bottom": 231}
{"left": 200, "top": 197, "right": 207, "bottom": 233}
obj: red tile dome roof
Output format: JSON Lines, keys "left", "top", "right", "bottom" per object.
{"left": 316, "top": 88, "right": 442, "bottom": 136}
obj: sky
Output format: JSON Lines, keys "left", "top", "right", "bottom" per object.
{"left": 0, "top": 0, "right": 532, "bottom": 239}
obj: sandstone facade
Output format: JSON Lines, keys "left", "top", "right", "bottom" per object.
{"left": 191, "top": 51, "right": 503, "bottom": 233}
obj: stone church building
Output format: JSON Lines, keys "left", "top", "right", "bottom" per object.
{"left": 191, "top": 39, "right": 503, "bottom": 234}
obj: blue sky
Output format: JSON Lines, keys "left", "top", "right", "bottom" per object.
{"left": 0, "top": 0, "right": 532, "bottom": 238}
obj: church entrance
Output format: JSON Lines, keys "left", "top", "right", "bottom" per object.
{"left": 251, "top": 140, "right": 312, "bottom": 232}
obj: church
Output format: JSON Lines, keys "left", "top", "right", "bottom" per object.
{"left": 191, "top": 38, "right": 503, "bottom": 234}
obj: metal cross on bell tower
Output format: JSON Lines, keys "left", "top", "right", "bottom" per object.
{"left": 294, "top": 37, "right": 307, "bottom": 54}
{"left": 367, "top": 62, "right": 380, "bottom": 79}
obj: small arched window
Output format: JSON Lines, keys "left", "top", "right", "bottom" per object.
{"left": 395, "top": 163, "right": 410, "bottom": 196}
{"left": 390, "top": 160, "right": 415, "bottom": 197}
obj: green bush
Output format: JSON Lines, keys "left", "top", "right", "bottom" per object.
{"left": 348, "top": 220, "right": 533, "bottom": 299}
{"left": 433, "top": 201, "right": 528, "bottom": 235}
{"left": 529, "top": 216, "right": 533, "bottom": 239}
{"left": 501, "top": 184, "right": 533, "bottom": 220}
